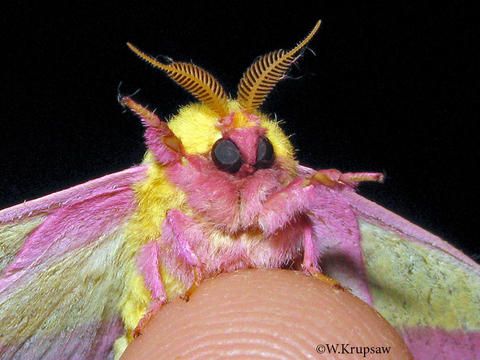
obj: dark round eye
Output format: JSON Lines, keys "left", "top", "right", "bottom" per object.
{"left": 211, "top": 139, "right": 242, "bottom": 173}
{"left": 255, "top": 136, "right": 275, "bottom": 169}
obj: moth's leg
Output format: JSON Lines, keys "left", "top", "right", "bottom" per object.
{"left": 258, "top": 178, "right": 314, "bottom": 236}
{"left": 134, "top": 241, "right": 167, "bottom": 338}
{"left": 313, "top": 169, "right": 384, "bottom": 188}
{"left": 181, "top": 266, "right": 202, "bottom": 302}
{"left": 163, "top": 209, "right": 204, "bottom": 296}
{"left": 340, "top": 172, "right": 384, "bottom": 185}
{"left": 258, "top": 170, "right": 379, "bottom": 235}
{"left": 301, "top": 223, "right": 318, "bottom": 274}
{"left": 133, "top": 300, "right": 165, "bottom": 338}
{"left": 165, "top": 209, "right": 201, "bottom": 266}
{"left": 138, "top": 241, "right": 168, "bottom": 302}
{"left": 301, "top": 223, "right": 341, "bottom": 287}
{"left": 134, "top": 208, "right": 205, "bottom": 337}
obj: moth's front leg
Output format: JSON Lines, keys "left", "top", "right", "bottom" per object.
{"left": 134, "top": 210, "right": 204, "bottom": 337}
{"left": 134, "top": 241, "right": 167, "bottom": 338}
{"left": 257, "top": 178, "right": 314, "bottom": 236}
{"left": 312, "top": 169, "right": 384, "bottom": 188}
{"left": 258, "top": 176, "right": 342, "bottom": 287}
{"left": 162, "top": 209, "right": 204, "bottom": 296}
{"left": 258, "top": 169, "right": 373, "bottom": 235}
{"left": 301, "top": 223, "right": 342, "bottom": 287}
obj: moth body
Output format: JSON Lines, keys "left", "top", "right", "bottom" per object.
{"left": 115, "top": 100, "right": 327, "bottom": 346}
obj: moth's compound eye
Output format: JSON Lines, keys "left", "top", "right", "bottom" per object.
{"left": 255, "top": 137, "right": 275, "bottom": 169}
{"left": 212, "top": 139, "right": 243, "bottom": 173}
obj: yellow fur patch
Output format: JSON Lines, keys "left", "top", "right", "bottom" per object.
{"left": 167, "top": 103, "right": 222, "bottom": 155}
{"left": 259, "top": 115, "right": 295, "bottom": 159}
{"left": 166, "top": 100, "right": 295, "bottom": 161}
{"left": 159, "top": 265, "right": 189, "bottom": 300}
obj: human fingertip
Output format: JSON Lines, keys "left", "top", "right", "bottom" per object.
{"left": 121, "top": 269, "right": 412, "bottom": 359}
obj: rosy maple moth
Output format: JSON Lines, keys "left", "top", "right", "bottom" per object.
{"left": 0, "top": 20, "right": 479, "bottom": 360}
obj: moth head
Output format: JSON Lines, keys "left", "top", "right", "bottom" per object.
{"left": 124, "top": 20, "right": 321, "bottom": 176}
{"left": 123, "top": 21, "right": 321, "bottom": 229}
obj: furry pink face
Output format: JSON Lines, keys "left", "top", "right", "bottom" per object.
{"left": 166, "top": 122, "right": 297, "bottom": 233}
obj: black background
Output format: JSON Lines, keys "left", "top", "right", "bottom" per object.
{"left": 1, "top": 3, "right": 475, "bottom": 257}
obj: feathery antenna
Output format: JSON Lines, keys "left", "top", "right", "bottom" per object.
{"left": 237, "top": 20, "right": 321, "bottom": 113}
{"left": 127, "top": 43, "right": 230, "bottom": 117}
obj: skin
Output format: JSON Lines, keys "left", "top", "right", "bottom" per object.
{"left": 122, "top": 269, "right": 412, "bottom": 359}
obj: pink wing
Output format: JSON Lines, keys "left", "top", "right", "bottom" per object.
{"left": 301, "top": 165, "right": 480, "bottom": 359}
{"left": 0, "top": 165, "right": 147, "bottom": 360}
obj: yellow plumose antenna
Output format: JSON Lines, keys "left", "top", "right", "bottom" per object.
{"left": 237, "top": 20, "right": 321, "bottom": 113}
{"left": 127, "top": 43, "right": 230, "bottom": 117}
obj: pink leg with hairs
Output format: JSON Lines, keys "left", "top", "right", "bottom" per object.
{"left": 134, "top": 241, "right": 167, "bottom": 337}
{"left": 257, "top": 179, "right": 314, "bottom": 236}
{"left": 134, "top": 210, "right": 204, "bottom": 336}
